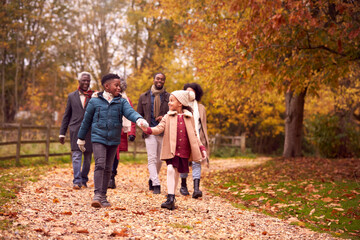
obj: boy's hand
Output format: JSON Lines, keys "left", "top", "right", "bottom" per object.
{"left": 136, "top": 119, "right": 149, "bottom": 128}
{"left": 77, "top": 139, "right": 86, "bottom": 152}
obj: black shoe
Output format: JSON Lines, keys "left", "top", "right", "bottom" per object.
{"left": 161, "top": 194, "right": 176, "bottom": 210}
{"left": 153, "top": 185, "right": 161, "bottom": 194}
{"left": 192, "top": 179, "right": 203, "bottom": 199}
{"left": 108, "top": 179, "right": 116, "bottom": 189}
{"left": 180, "top": 178, "right": 190, "bottom": 196}
{"left": 149, "top": 179, "right": 154, "bottom": 191}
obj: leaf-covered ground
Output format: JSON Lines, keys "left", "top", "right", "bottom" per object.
{"left": 0, "top": 158, "right": 341, "bottom": 239}
{"left": 203, "top": 157, "right": 360, "bottom": 239}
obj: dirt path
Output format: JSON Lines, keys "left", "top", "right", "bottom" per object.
{"left": 1, "top": 158, "right": 339, "bottom": 239}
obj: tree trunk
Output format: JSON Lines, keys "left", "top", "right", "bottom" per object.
{"left": 1, "top": 49, "right": 5, "bottom": 123}
{"left": 283, "top": 89, "right": 307, "bottom": 158}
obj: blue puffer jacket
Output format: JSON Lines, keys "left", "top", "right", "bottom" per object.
{"left": 78, "top": 92, "right": 142, "bottom": 146}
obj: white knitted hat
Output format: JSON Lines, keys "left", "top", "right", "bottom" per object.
{"left": 171, "top": 90, "right": 195, "bottom": 106}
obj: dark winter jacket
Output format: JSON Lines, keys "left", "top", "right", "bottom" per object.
{"left": 78, "top": 92, "right": 142, "bottom": 146}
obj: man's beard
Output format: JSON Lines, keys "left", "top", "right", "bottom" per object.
{"left": 154, "top": 85, "right": 163, "bottom": 90}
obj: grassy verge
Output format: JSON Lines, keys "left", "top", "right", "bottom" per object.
{"left": 203, "top": 157, "right": 360, "bottom": 239}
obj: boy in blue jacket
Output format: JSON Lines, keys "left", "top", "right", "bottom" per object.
{"left": 77, "top": 73, "right": 148, "bottom": 208}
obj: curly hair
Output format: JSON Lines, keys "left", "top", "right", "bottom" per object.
{"left": 101, "top": 73, "right": 120, "bottom": 86}
{"left": 183, "top": 83, "right": 204, "bottom": 102}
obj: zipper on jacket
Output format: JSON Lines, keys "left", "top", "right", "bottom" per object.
{"left": 97, "top": 107, "right": 100, "bottom": 122}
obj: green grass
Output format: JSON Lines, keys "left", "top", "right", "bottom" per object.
{"left": 203, "top": 157, "right": 360, "bottom": 239}
{"left": 211, "top": 147, "right": 257, "bottom": 159}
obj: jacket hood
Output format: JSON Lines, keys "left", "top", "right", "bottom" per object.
{"left": 167, "top": 109, "right": 192, "bottom": 117}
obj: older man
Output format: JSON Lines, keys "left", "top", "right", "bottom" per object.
{"left": 137, "top": 73, "right": 170, "bottom": 194}
{"left": 59, "top": 72, "right": 94, "bottom": 189}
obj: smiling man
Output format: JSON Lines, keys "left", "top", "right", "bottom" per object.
{"left": 137, "top": 73, "right": 170, "bottom": 194}
{"left": 59, "top": 72, "right": 94, "bottom": 190}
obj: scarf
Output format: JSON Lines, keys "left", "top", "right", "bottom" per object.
{"left": 78, "top": 87, "right": 94, "bottom": 106}
{"left": 189, "top": 100, "right": 201, "bottom": 141}
{"left": 103, "top": 90, "right": 114, "bottom": 103}
{"left": 151, "top": 85, "right": 165, "bottom": 118}
{"left": 121, "top": 92, "right": 132, "bottom": 133}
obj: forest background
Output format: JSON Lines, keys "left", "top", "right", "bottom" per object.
{"left": 1, "top": 0, "right": 359, "bottom": 158}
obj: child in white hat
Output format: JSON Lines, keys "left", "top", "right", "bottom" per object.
{"left": 140, "top": 90, "right": 207, "bottom": 210}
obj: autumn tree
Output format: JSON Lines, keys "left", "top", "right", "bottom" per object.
{"left": 159, "top": 0, "right": 360, "bottom": 157}
{"left": 0, "top": 0, "right": 76, "bottom": 123}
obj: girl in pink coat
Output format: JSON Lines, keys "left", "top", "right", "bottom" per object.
{"left": 141, "top": 90, "right": 207, "bottom": 210}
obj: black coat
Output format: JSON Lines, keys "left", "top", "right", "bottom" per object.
{"left": 59, "top": 90, "right": 92, "bottom": 152}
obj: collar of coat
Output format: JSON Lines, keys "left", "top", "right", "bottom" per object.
{"left": 95, "top": 92, "right": 122, "bottom": 103}
{"left": 167, "top": 109, "right": 192, "bottom": 117}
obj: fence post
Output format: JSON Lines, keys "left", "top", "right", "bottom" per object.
{"left": 240, "top": 132, "right": 246, "bottom": 153}
{"left": 45, "top": 124, "right": 51, "bottom": 162}
{"left": 16, "top": 123, "right": 22, "bottom": 165}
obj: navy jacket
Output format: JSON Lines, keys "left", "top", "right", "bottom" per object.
{"left": 78, "top": 92, "right": 142, "bottom": 146}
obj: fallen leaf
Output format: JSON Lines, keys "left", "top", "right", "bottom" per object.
{"left": 53, "top": 198, "right": 59, "bottom": 203}
{"left": 132, "top": 211, "right": 145, "bottom": 215}
{"left": 110, "top": 228, "right": 128, "bottom": 237}
{"left": 309, "top": 208, "right": 315, "bottom": 216}
{"left": 114, "top": 207, "right": 126, "bottom": 210}
{"left": 76, "top": 228, "right": 89, "bottom": 234}
{"left": 61, "top": 211, "right": 72, "bottom": 215}
{"left": 262, "top": 231, "right": 267, "bottom": 235}
{"left": 322, "top": 197, "right": 333, "bottom": 202}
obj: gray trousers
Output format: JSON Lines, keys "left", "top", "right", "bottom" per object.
{"left": 92, "top": 143, "right": 117, "bottom": 196}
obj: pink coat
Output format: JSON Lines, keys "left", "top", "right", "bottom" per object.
{"left": 150, "top": 110, "right": 204, "bottom": 162}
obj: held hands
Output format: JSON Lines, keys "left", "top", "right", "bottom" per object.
{"left": 77, "top": 139, "right": 86, "bottom": 152}
{"left": 136, "top": 119, "right": 149, "bottom": 129}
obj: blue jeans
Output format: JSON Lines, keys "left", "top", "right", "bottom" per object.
{"left": 72, "top": 150, "right": 92, "bottom": 185}
{"left": 93, "top": 143, "right": 117, "bottom": 196}
{"left": 180, "top": 161, "right": 201, "bottom": 179}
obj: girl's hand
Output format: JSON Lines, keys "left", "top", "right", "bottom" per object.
{"left": 140, "top": 126, "right": 148, "bottom": 132}
{"left": 201, "top": 150, "right": 207, "bottom": 159}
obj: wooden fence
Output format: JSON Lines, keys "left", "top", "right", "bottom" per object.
{"left": 0, "top": 123, "right": 147, "bottom": 164}
{"left": 210, "top": 133, "right": 246, "bottom": 153}
{"left": 0, "top": 123, "right": 246, "bottom": 163}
